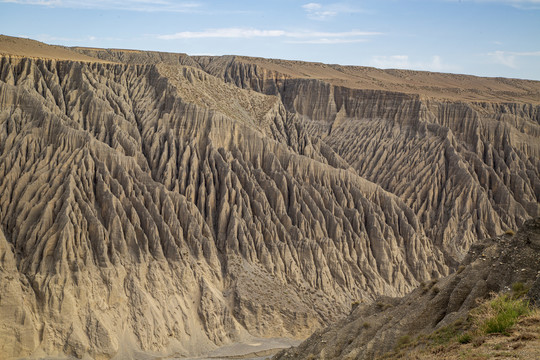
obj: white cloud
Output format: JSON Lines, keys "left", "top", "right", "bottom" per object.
{"left": 302, "top": 2, "right": 363, "bottom": 20}
{"left": 370, "top": 55, "right": 410, "bottom": 69}
{"left": 488, "top": 50, "right": 540, "bottom": 68}
{"left": 292, "top": 30, "right": 381, "bottom": 38}
{"left": 303, "top": 3, "right": 322, "bottom": 11}
{"left": 158, "top": 28, "right": 286, "bottom": 40}
{"left": 489, "top": 51, "right": 518, "bottom": 68}
{"left": 1, "top": 0, "right": 201, "bottom": 12}
{"left": 157, "top": 28, "right": 381, "bottom": 42}
{"left": 286, "top": 38, "right": 369, "bottom": 44}
{"left": 20, "top": 34, "right": 104, "bottom": 44}
{"left": 369, "top": 55, "right": 459, "bottom": 72}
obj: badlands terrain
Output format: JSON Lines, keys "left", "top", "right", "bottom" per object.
{"left": 275, "top": 217, "right": 540, "bottom": 359}
{"left": 0, "top": 35, "right": 539, "bottom": 359}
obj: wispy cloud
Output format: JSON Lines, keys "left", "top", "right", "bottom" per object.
{"left": 286, "top": 38, "right": 369, "bottom": 44}
{"left": 19, "top": 33, "right": 122, "bottom": 44}
{"left": 302, "top": 3, "right": 337, "bottom": 20}
{"left": 488, "top": 50, "right": 540, "bottom": 68}
{"left": 1, "top": 0, "right": 201, "bottom": 12}
{"left": 158, "top": 28, "right": 286, "bottom": 40}
{"left": 368, "top": 55, "right": 460, "bottom": 72}
{"left": 302, "top": 2, "right": 364, "bottom": 20}
{"left": 157, "top": 28, "right": 381, "bottom": 43}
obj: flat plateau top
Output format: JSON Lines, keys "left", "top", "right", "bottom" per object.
{"left": 224, "top": 55, "right": 540, "bottom": 104}
{"left": 0, "top": 35, "right": 109, "bottom": 63}
{"left": 1, "top": 35, "right": 540, "bottom": 104}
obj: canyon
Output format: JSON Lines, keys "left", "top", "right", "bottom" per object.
{"left": 0, "top": 35, "right": 538, "bottom": 359}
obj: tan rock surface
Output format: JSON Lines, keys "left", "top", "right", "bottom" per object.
{"left": 0, "top": 35, "right": 538, "bottom": 359}
{"left": 192, "top": 56, "right": 540, "bottom": 262}
{"left": 192, "top": 55, "right": 540, "bottom": 104}
{"left": 0, "top": 35, "right": 108, "bottom": 63}
{"left": 0, "top": 37, "right": 449, "bottom": 359}
{"left": 274, "top": 218, "right": 540, "bottom": 360}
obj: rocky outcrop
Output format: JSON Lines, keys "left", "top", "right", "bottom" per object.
{"left": 324, "top": 97, "right": 540, "bottom": 261}
{"left": 192, "top": 55, "right": 540, "bottom": 103}
{"left": 274, "top": 217, "right": 540, "bottom": 360}
{"left": 73, "top": 47, "right": 201, "bottom": 68}
{"left": 0, "top": 55, "right": 447, "bottom": 359}
{"left": 1, "top": 37, "right": 539, "bottom": 359}
{"left": 193, "top": 56, "right": 540, "bottom": 262}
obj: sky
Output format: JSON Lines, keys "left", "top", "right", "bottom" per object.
{"left": 1, "top": 0, "right": 539, "bottom": 80}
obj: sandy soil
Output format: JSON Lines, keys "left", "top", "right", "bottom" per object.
{"left": 0, "top": 34, "right": 110, "bottom": 62}
{"left": 175, "top": 338, "right": 301, "bottom": 360}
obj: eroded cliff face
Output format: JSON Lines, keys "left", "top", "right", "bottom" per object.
{"left": 0, "top": 56, "right": 448, "bottom": 358}
{"left": 274, "top": 217, "right": 540, "bottom": 360}
{"left": 323, "top": 96, "right": 540, "bottom": 261}
{"left": 193, "top": 56, "right": 540, "bottom": 262}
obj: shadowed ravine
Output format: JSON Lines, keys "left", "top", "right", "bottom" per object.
{"left": 0, "top": 36, "right": 538, "bottom": 359}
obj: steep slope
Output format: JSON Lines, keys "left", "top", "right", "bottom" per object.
{"left": 323, "top": 95, "right": 540, "bottom": 261}
{"left": 274, "top": 217, "right": 540, "bottom": 360}
{"left": 192, "top": 55, "right": 540, "bottom": 104}
{"left": 192, "top": 56, "right": 540, "bottom": 262}
{"left": 0, "top": 39, "right": 448, "bottom": 358}
{"left": 73, "top": 46, "right": 200, "bottom": 68}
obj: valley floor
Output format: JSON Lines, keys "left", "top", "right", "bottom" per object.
{"left": 173, "top": 338, "right": 300, "bottom": 360}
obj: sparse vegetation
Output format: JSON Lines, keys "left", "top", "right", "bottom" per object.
{"left": 471, "top": 335, "right": 486, "bottom": 347}
{"left": 379, "top": 289, "right": 537, "bottom": 359}
{"left": 396, "top": 335, "right": 411, "bottom": 348}
{"left": 362, "top": 322, "right": 370, "bottom": 329}
{"left": 457, "top": 332, "right": 472, "bottom": 344}
{"left": 428, "top": 320, "right": 467, "bottom": 346}
{"left": 475, "top": 294, "right": 530, "bottom": 335}
{"left": 376, "top": 301, "right": 393, "bottom": 311}
{"left": 511, "top": 282, "right": 529, "bottom": 298}
{"left": 421, "top": 278, "right": 440, "bottom": 295}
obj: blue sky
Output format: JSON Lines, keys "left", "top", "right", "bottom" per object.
{"left": 1, "top": 0, "right": 539, "bottom": 80}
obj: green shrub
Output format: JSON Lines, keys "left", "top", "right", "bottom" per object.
{"left": 511, "top": 282, "right": 529, "bottom": 298}
{"left": 481, "top": 295, "right": 530, "bottom": 335}
{"left": 457, "top": 332, "right": 472, "bottom": 344}
{"left": 512, "top": 282, "right": 526, "bottom": 293}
